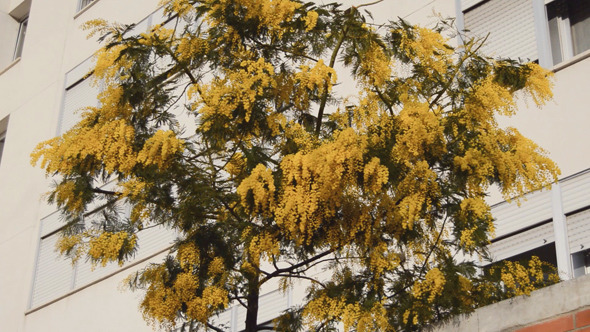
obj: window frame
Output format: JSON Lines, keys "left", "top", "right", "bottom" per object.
{"left": 544, "top": 0, "right": 590, "bottom": 66}
{"left": 78, "top": 0, "right": 96, "bottom": 12}
{"left": 13, "top": 16, "right": 28, "bottom": 60}
{"left": 0, "top": 116, "right": 8, "bottom": 167}
{"left": 0, "top": 130, "right": 6, "bottom": 166}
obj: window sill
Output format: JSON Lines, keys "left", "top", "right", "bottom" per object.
{"left": 0, "top": 57, "right": 21, "bottom": 76}
{"left": 73, "top": 0, "right": 101, "bottom": 19}
{"left": 553, "top": 49, "right": 590, "bottom": 73}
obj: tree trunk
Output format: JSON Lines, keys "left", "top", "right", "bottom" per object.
{"left": 244, "top": 272, "right": 260, "bottom": 332}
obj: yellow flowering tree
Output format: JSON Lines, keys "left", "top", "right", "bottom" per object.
{"left": 32, "top": 0, "right": 559, "bottom": 331}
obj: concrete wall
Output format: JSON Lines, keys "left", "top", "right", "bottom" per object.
{"left": 0, "top": 1, "right": 159, "bottom": 331}
{"left": 433, "top": 274, "right": 590, "bottom": 332}
{"left": 0, "top": 0, "right": 589, "bottom": 331}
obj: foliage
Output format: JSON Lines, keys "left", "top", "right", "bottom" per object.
{"left": 32, "top": 0, "right": 560, "bottom": 331}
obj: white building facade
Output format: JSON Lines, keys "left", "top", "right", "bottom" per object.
{"left": 0, "top": 0, "right": 589, "bottom": 331}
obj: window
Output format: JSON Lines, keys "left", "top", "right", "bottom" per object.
{"left": 78, "top": 0, "right": 96, "bottom": 11}
{"left": 546, "top": 0, "right": 590, "bottom": 65}
{"left": 462, "top": 0, "right": 538, "bottom": 61}
{"left": 487, "top": 220, "right": 555, "bottom": 263}
{"left": 58, "top": 57, "right": 100, "bottom": 135}
{"left": 572, "top": 249, "right": 590, "bottom": 277}
{"left": 59, "top": 76, "right": 100, "bottom": 134}
{"left": 567, "top": 208, "right": 590, "bottom": 277}
{"left": 0, "top": 116, "right": 8, "bottom": 166}
{"left": 30, "top": 199, "right": 177, "bottom": 309}
{"left": 13, "top": 17, "right": 27, "bottom": 60}
{"left": 0, "top": 130, "right": 5, "bottom": 166}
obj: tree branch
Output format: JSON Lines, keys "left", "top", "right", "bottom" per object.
{"left": 354, "top": 0, "right": 385, "bottom": 9}
{"left": 259, "top": 248, "right": 336, "bottom": 285}
{"left": 272, "top": 273, "right": 327, "bottom": 288}
{"left": 206, "top": 323, "right": 225, "bottom": 332}
{"left": 315, "top": 24, "right": 349, "bottom": 136}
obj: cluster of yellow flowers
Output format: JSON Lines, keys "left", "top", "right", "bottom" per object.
{"left": 225, "top": 0, "right": 300, "bottom": 33}
{"left": 368, "top": 242, "right": 400, "bottom": 277}
{"left": 139, "top": 243, "right": 229, "bottom": 328}
{"left": 248, "top": 232, "right": 280, "bottom": 264}
{"left": 303, "top": 10, "right": 319, "bottom": 31}
{"left": 294, "top": 60, "right": 337, "bottom": 99}
{"left": 303, "top": 294, "right": 390, "bottom": 331}
{"left": 56, "top": 233, "right": 84, "bottom": 263}
{"left": 413, "top": 268, "right": 446, "bottom": 303}
{"left": 396, "top": 26, "right": 453, "bottom": 77}
{"left": 196, "top": 57, "right": 275, "bottom": 128}
{"left": 159, "top": 0, "right": 194, "bottom": 18}
{"left": 94, "top": 44, "right": 133, "bottom": 83}
{"left": 31, "top": 119, "right": 137, "bottom": 176}
{"left": 402, "top": 268, "right": 448, "bottom": 325}
{"left": 274, "top": 128, "right": 366, "bottom": 244}
{"left": 494, "top": 256, "right": 559, "bottom": 297}
{"left": 363, "top": 157, "right": 389, "bottom": 194}
{"left": 236, "top": 164, "right": 276, "bottom": 216}
{"left": 394, "top": 161, "right": 439, "bottom": 230}
{"left": 137, "top": 130, "right": 185, "bottom": 169}
{"left": 357, "top": 42, "right": 391, "bottom": 87}
{"left": 392, "top": 101, "right": 445, "bottom": 164}
{"left": 138, "top": 27, "right": 174, "bottom": 47}
{"left": 87, "top": 231, "right": 137, "bottom": 267}
{"left": 175, "top": 35, "right": 209, "bottom": 62}
{"left": 523, "top": 63, "right": 554, "bottom": 107}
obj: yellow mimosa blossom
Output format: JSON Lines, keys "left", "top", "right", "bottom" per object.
{"left": 136, "top": 130, "right": 184, "bottom": 169}
{"left": 88, "top": 231, "right": 137, "bottom": 267}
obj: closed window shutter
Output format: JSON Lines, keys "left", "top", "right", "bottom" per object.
{"left": 134, "top": 225, "right": 177, "bottom": 260}
{"left": 209, "top": 309, "right": 232, "bottom": 331}
{"left": 461, "top": 0, "right": 485, "bottom": 11}
{"left": 567, "top": 209, "right": 590, "bottom": 254}
{"left": 257, "top": 290, "right": 290, "bottom": 324}
{"left": 488, "top": 222, "right": 555, "bottom": 262}
{"left": 464, "top": 0, "right": 538, "bottom": 61}
{"left": 30, "top": 233, "right": 74, "bottom": 308}
{"left": 59, "top": 78, "right": 99, "bottom": 135}
{"left": 40, "top": 211, "right": 63, "bottom": 237}
{"left": 491, "top": 188, "right": 553, "bottom": 238}
{"left": 75, "top": 258, "right": 121, "bottom": 288}
{"left": 561, "top": 170, "right": 590, "bottom": 214}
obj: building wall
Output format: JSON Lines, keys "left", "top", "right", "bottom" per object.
{"left": 434, "top": 274, "right": 590, "bottom": 332}
{"left": 0, "top": 0, "right": 589, "bottom": 331}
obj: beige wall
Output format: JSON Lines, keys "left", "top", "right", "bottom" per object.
{"left": 1, "top": 0, "right": 589, "bottom": 331}
{"left": 0, "top": 1, "right": 159, "bottom": 331}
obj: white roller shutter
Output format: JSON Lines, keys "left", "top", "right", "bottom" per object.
{"left": 488, "top": 221, "right": 555, "bottom": 262}
{"left": 560, "top": 169, "right": 590, "bottom": 214}
{"left": 491, "top": 187, "right": 553, "bottom": 238}
{"left": 258, "top": 289, "right": 290, "bottom": 324}
{"left": 233, "top": 289, "right": 290, "bottom": 331}
{"left": 210, "top": 308, "right": 233, "bottom": 331}
{"left": 461, "top": 0, "right": 486, "bottom": 11}
{"left": 65, "top": 57, "right": 94, "bottom": 87}
{"left": 463, "top": 0, "right": 538, "bottom": 61}
{"left": 135, "top": 224, "right": 177, "bottom": 260}
{"left": 75, "top": 259, "right": 122, "bottom": 288}
{"left": 567, "top": 209, "right": 590, "bottom": 254}
{"left": 30, "top": 233, "right": 75, "bottom": 308}
{"left": 40, "top": 211, "right": 63, "bottom": 238}
{"left": 59, "top": 77, "right": 100, "bottom": 134}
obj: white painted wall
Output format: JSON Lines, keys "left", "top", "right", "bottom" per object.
{"left": 1, "top": 0, "right": 590, "bottom": 331}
